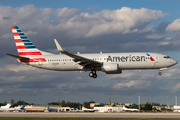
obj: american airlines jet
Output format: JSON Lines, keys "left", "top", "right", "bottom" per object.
{"left": 5, "top": 26, "right": 177, "bottom": 78}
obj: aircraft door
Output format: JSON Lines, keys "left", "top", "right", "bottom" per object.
{"left": 154, "top": 56, "right": 159, "bottom": 67}
{"left": 155, "top": 56, "right": 159, "bottom": 63}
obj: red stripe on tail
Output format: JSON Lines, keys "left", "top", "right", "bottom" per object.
{"left": 13, "top": 33, "right": 19, "bottom": 36}
{"left": 11, "top": 26, "right": 16, "bottom": 29}
{"left": 19, "top": 52, "right": 42, "bottom": 56}
{"left": 16, "top": 46, "right": 26, "bottom": 49}
{"left": 15, "top": 39, "right": 23, "bottom": 42}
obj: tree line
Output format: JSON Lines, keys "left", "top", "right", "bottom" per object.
{"left": 48, "top": 100, "right": 95, "bottom": 109}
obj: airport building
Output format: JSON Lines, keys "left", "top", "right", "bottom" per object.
{"left": 90, "top": 103, "right": 132, "bottom": 108}
{"left": 173, "top": 106, "right": 180, "bottom": 112}
{"left": 152, "top": 106, "right": 173, "bottom": 111}
{"left": 15, "top": 105, "right": 71, "bottom": 112}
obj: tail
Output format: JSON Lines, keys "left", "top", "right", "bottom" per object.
{"left": 1, "top": 103, "right": 11, "bottom": 108}
{"left": 47, "top": 105, "right": 50, "bottom": 110}
{"left": 82, "top": 106, "right": 85, "bottom": 110}
{"left": 20, "top": 105, "right": 25, "bottom": 110}
{"left": 10, "top": 26, "right": 52, "bottom": 63}
{"left": 12, "top": 26, "right": 43, "bottom": 56}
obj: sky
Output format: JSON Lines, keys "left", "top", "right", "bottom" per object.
{"left": 1, "top": 0, "right": 180, "bottom": 105}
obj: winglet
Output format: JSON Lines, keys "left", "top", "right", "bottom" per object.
{"left": 54, "top": 39, "right": 65, "bottom": 52}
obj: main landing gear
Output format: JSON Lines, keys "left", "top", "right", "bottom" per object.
{"left": 89, "top": 71, "right": 97, "bottom": 78}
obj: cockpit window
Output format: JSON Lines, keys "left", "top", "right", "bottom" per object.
{"left": 164, "top": 56, "right": 171, "bottom": 59}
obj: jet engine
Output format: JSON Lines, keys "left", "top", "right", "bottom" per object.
{"left": 101, "top": 63, "right": 122, "bottom": 74}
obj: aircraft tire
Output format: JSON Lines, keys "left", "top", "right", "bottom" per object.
{"left": 158, "top": 72, "right": 162, "bottom": 76}
{"left": 93, "top": 74, "right": 97, "bottom": 78}
{"left": 89, "top": 72, "right": 94, "bottom": 77}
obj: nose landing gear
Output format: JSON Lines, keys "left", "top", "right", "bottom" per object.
{"left": 158, "top": 68, "right": 168, "bottom": 76}
{"left": 158, "top": 71, "right": 162, "bottom": 76}
{"left": 89, "top": 71, "right": 97, "bottom": 78}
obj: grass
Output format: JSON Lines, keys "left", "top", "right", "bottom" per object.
{"left": 0, "top": 118, "right": 180, "bottom": 120}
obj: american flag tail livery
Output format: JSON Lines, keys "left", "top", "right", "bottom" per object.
{"left": 7, "top": 26, "right": 51, "bottom": 63}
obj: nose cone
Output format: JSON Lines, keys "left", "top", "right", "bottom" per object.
{"left": 172, "top": 59, "right": 178, "bottom": 66}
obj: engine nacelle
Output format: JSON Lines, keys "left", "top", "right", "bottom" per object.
{"left": 101, "top": 63, "right": 122, "bottom": 74}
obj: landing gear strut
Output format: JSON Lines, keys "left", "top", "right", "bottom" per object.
{"left": 89, "top": 71, "right": 97, "bottom": 78}
{"left": 158, "top": 68, "right": 168, "bottom": 76}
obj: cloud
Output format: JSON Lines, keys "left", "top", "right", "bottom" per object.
{"left": 166, "top": 19, "right": 180, "bottom": 31}
{"left": 173, "top": 83, "right": 180, "bottom": 91}
{"left": 145, "top": 34, "right": 166, "bottom": 39}
{"left": 113, "top": 80, "right": 146, "bottom": 90}
{"left": 0, "top": 5, "right": 167, "bottom": 39}
{"left": 1, "top": 4, "right": 180, "bottom": 104}
{"left": 0, "top": 5, "right": 172, "bottom": 59}
{"left": 159, "top": 42, "right": 170, "bottom": 45}
{"left": 82, "top": 7, "right": 167, "bottom": 37}
{"left": 2, "top": 64, "right": 36, "bottom": 72}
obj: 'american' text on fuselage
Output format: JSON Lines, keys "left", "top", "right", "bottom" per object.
{"left": 107, "top": 55, "right": 146, "bottom": 62}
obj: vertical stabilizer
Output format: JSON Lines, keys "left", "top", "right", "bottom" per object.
{"left": 11, "top": 26, "right": 43, "bottom": 57}
{"left": 0, "top": 103, "right": 11, "bottom": 108}
{"left": 20, "top": 105, "right": 25, "bottom": 110}
{"left": 11, "top": 26, "right": 51, "bottom": 63}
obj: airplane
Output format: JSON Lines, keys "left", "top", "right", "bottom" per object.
{"left": 122, "top": 105, "right": 139, "bottom": 112}
{"left": 0, "top": 103, "right": 11, "bottom": 108}
{"left": 0, "top": 105, "right": 25, "bottom": 112}
{"left": 47, "top": 106, "right": 58, "bottom": 112}
{"left": 70, "top": 108, "right": 83, "bottom": 112}
{"left": 70, "top": 107, "right": 98, "bottom": 112}
{"left": 82, "top": 106, "right": 99, "bottom": 112}
{"left": 5, "top": 26, "right": 178, "bottom": 78}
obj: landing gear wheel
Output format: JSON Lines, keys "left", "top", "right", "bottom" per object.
{"left": 89, "top": 72, "right": 94, "bottom": 77}
{"left": 93, "top": 74, "right": 97, "bottom": 78}
{"left": 158, "top": 72, "right": 162, "bottom": 76}
{"left": 89, "top": 71, "right": 97, "bottom": 78}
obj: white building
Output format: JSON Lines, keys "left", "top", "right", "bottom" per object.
{"left": 94, "top": 106, "right": 123, "bottom": 112}
{"left": 173, "top": 106, "right": 180, "bottom": 112}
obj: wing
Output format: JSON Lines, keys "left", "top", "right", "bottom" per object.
{"left": 54, "top": 39, "right": 102, "bottom": 69}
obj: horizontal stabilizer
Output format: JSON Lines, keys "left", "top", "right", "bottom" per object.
{"left": 4, "top": 53, "right": 29, "bottom": 60}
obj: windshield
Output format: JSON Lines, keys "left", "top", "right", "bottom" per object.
{"left": 164, "top": 56, "right": 171, "bottom": 59}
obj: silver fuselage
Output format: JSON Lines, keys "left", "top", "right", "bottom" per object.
{"left": 24, "top": 52, "right": 177, "bottom": 72}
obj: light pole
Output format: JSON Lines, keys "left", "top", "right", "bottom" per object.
{"left": 138, "top": 96, "right": 140, "bottom": 111}
{"left": 175, "top": 96, "right": 177, "bottom": 106}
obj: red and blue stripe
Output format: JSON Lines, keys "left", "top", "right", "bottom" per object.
{"left": 12, "top": 26, "right": 47, "bottom": 63}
